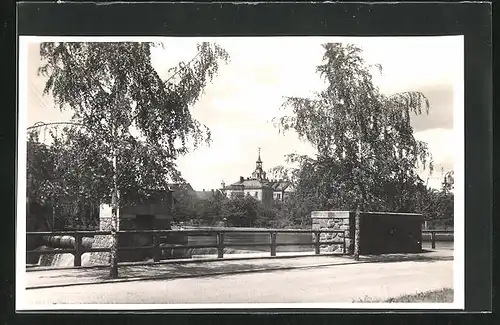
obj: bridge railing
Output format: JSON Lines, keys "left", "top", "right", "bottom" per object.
{"left": 26, "top": 230, "right": 112, "bottom": 267}
{"left": 27, "top": 229, "right": 454, "bottom": 268}
{"left": 26, "top": 228, "right": 348, "bottom": 267}
{"left": 422, "top": 230, "right": 454, "bottom": 249}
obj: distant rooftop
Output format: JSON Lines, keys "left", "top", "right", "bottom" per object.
{"left": 226, "top": 177, "right": 292, "bottom": 191}
{"left": 167, "top": 183, "right": 194, "bottom": 192}
{"left": 227, "top": 178, "right": 272, "bottom": 190}
{"left": 194, "top": 189, "right": 221, "bottom": 200}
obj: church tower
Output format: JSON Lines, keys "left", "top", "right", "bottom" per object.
{"left": 251, "top": 148, "right": 267, "bottom": 181}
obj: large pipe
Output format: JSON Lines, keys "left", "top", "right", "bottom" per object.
{"left": 42, "top": 235, "right": 94, "bottom": 249}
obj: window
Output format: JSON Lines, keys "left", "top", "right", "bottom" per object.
{"left": 231, "top": 192, "right": 244, "bottom": 198}
{"left": 254, "top": 191, "right": 258, "bottom": 198}
{"left": 277, "top": 193, "right": 281, "bottom": 200}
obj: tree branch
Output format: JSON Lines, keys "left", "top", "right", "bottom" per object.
{"left": 127, "top": 49, "right": 204, "bottom": 129}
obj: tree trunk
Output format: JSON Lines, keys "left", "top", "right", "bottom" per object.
{"left": 353, "top": 138, "right": 363, "bottom": 261}
{"left": 109, "top": 147, "right": 119, "bottom": 278}
{"left": 353, "top": 206, "right": 361, "bottom": 261}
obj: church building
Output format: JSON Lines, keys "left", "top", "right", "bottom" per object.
{"left": 221, "top": 149, "right": 293, "bottom": 207}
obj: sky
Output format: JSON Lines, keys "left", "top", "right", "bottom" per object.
{"left": 23, "top": 36, "right": 462, "bottom": 190}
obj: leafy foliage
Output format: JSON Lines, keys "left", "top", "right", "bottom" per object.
{"left": 30, "top": 42, "right": 229, "bottom": 231}
{"left": 418, "top": 172, "right": 454, "bottom": 228}
{"left": 171, "top": 189, "right": 202, "bottom": 224}
{"left": 38, "top": 41, "right": 229, "bottom": 197}
{"left": 442, "top": 170, "right": 454, "bottom": 192}
{"left": 27, "top": 128, "right": 110, "bottom": 229}
{"left": 220, "top": 196, "right": 260, "bottom": 227}
{"left": 27, "top": 132, "right": 56, "bottom": 205}
{"left": 171, "top": 191, "right": 293, "bottom": 228}
{"left": 273, "top": 43, "right": 435, "bottom": 258}
{"left": 421, "top": 190, "right": 454, "bottom": 228}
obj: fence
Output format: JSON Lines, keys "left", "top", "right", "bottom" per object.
{"left": 26, "top": 228, "right": 347, "bottom": 267}
{"left": 27, "top": 230, "right": 111, "bottom": 267}
{"left": 26, "top": 229, "right": 453, "bottom": 268}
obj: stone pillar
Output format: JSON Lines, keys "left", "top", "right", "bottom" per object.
{"left": 88, "top": 204, "right": 116, "bottom": 265}
{"left": 311, "top": 211, "right": 354, "bottom": 254}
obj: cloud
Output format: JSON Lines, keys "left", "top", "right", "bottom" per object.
{"left": 27, "top": 42, "right": 73, "bottom": 127}
{"left": 414, "top": 128, "right": 454, "bottom": 169}
{"left": 410, "top": 84, "right": 454, "bottom": 132}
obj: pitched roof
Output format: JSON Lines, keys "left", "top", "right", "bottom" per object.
{"left": 195, "top": 190, "right": 218, "bottom": 200}
{"left": 167, "top": 183, "right": 196, "bottom": 201}
{"left": 268, "top": 180, "right": 290, "bottom": 191}
{"left": 226, "top": 178, "right": 290, "bottom": 191}
{"left": 168, "top": 183, "right": 194, "bottom": 192}
{"left": 226, "top": 178, "right": 281, "bottom": 190}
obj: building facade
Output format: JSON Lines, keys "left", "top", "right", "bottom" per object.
{"left": 221, "top": 149, "right": 293, "bottom": 207}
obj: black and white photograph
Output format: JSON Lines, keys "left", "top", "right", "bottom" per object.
{"left": 17, "top": 35, "right": 464, "bottom": 310}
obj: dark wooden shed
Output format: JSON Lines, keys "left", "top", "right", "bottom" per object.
{"left": 358, "top": 212, "right": 424, "bottom": 254}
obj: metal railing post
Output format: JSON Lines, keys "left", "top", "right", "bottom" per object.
{"left": 73, "top": 232, "right": 82, "bottom": 267}
{"left": 270, "top": 232, "right": 277, "bottom": 257}
{"left": 153, "top": 233, "right": 160, "bottom": 262}
{"left": 314, "top": 231, "right": 320, "bottom": 255}
{"left": 431, "top": 231, "right": 436, "bottom": 249}
{"left": 217, "top": 232, "right": 224, "bottom": 258}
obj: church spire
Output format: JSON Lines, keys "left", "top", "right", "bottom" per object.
{"left": 252, "top": 147, "right": 266, "bottom": 180}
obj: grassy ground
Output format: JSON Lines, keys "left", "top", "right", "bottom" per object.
{"left": 354, "top": 288, "right": 453, "bottom": 303}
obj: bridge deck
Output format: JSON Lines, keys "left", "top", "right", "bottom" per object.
{"left": 23, "top": 250, "right": 453, "bottom": 290}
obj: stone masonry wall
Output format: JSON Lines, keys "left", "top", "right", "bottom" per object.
{"left": 311, "top": 211, "right": 354, "bottom": 254}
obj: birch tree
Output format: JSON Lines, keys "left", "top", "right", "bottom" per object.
{"left": 38, "top": 41, "right": 229, "bottom": 277}
{"left": 274, "top": 43, "right": 433, "bottom": 260}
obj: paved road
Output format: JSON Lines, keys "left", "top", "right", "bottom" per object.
{"left": 25, "top": 254, "right": 354, "bottom": 288}
{"left": 25, "top": 250, "right": 452, "bottom": 288}
{"left": 22, "top": 257, "right": 453, "bottom": 306}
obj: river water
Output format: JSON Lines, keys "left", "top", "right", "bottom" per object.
{"left": 185, "top": 232, "right": 454, "bottom": 252}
